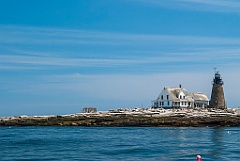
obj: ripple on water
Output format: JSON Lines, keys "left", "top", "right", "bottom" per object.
{"left": 0, "top": 127, "right": 239, "bottom": 161}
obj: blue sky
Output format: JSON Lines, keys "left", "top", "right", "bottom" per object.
{"left": 1, "top": 0, "right": 240, "bottom": 116}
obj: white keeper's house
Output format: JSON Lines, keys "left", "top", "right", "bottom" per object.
{"left": 152, "top": 84, "right": 209, "bottom": 109}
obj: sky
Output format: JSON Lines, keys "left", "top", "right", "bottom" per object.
{"left": 1, "top": 0, "right": 240, "bottom": 117}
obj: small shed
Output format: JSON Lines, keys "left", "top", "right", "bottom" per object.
{"left": 82, "top": 107, "right": 97, "bottom": 113}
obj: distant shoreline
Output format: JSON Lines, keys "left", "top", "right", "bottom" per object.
{"left": 1, "top": 108, "right": 240, "bottom": 127}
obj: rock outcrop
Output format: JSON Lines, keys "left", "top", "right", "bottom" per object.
{"left": 1, "top": 108, "right": 240, "bottom": 127}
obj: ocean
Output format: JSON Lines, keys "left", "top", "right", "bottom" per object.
{"left": 0, "top": 126, "right": 239, "bottom": 161}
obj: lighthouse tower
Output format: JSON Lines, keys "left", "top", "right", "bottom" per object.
{"left": 209, "top": 70, "right": 226, "bottom": 109}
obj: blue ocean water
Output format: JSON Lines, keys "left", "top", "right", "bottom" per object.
{"left": 0, "top": 127, "right": 239, "bottom": 161}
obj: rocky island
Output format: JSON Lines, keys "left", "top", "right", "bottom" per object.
{"left": 1, "top": 108, "right": 240, "bottom": 127}
{"left": 1, "top": 71, "right": 239, "bottom": 127}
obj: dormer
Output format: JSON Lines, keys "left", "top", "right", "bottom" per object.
{"left": 178, "top": 90, "right": 185, "bottom": 99}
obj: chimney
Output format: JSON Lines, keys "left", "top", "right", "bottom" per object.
{"left": 179, "top": 84, "right": 182, "bottom": 88}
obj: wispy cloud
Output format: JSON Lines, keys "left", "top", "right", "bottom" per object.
{"left": 138, "top": 0, "right": 240, "bottom": 13}
{"left": 1, "top": 25, "right": 240, "bottom": 72}
{"left": 2, "top": 25, "right": 240, "bottom": 46}
{"left": 178, "top": 0, "right": 240, "bottom": 8}
{"left": 1, "top": 47, "right": 240, "bottom": 71}
{"left": 0, "top": 55, "right": 135, "bottom": 67}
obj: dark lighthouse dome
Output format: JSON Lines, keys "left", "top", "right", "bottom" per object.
{"left": 213, "top": 71, "right": 223, "bottom": 85}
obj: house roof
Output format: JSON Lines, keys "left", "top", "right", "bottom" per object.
{"left": 191, "top": 92, "right": 209, "bottom": 102}
{"left": 156, "top": 87, "right": 208, "bottom": 102}
{"left": 159, "top": 87, "right": 192, "bottom": 102}
{"left": 166, "top": 88, "right": 185, "bottom": 101}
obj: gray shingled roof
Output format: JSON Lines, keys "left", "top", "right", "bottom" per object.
{"left": 166, "top": 88, "right": 182, "bottom": 101}
{"left": 162, "top": 87, "right": 192, "bottom": 101}
{"left": 157, "top": 87, "right": 208, "bottom": 102}
{"left": 191, "top": 92, "right": 209, "bottom": 102}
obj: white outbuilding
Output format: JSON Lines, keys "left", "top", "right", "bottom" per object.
{"left": 152, "top": 85, "right": 209, "bottom": 109}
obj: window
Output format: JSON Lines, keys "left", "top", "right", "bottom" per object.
{"left": 183, "top": 96, "right": 185, "bottom": 99}
{"left": 167, "top": 95, "right": 169, "bottom": 100}
{"left": 161, "top": 95, "right": 163, "bottom": 100}
{"left": 162, "top": 102, "right": 164, "bottom": 106}
{"left": 168, "top": 101, "right": 170, "bottom": 105}
{"left": 159, "top": 102, "right": 161, "bottom": 106}
{"left": 180, "top": 95, "right": 182, "bottom": 99}
{"left": 185, "top": 102, "right": 186, "bottom": 105}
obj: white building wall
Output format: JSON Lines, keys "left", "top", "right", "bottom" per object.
{"left": 179, "top": 101, "right": 189, "bottom": 108}
{"left": 156, "top": 88, "right": 173, "bottom": 108}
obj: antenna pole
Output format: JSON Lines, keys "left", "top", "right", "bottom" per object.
{"left": 213, "top": 67, "right": 217, "bottom": 74}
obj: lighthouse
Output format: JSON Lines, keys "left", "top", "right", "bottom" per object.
{"left": 209, "top": 70, "right": 226, "bottom": 109}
